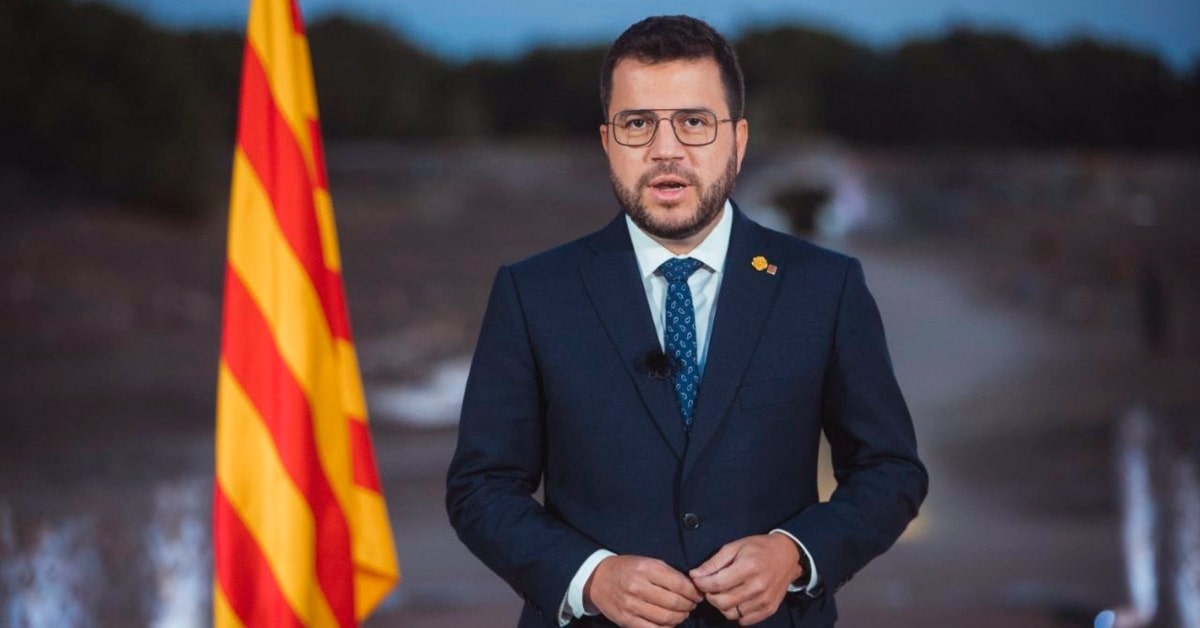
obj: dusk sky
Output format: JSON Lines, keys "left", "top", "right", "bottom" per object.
{"left": 99, "top": 0, "right": 1199, "bottom": 71}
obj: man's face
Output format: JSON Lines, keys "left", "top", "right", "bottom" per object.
{"left": 601, "top": 57, "right": 749, "bottom": 244}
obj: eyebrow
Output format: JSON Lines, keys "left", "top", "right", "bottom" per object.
{"left": 614, "top": 107, "right": 714, "bottom": 115}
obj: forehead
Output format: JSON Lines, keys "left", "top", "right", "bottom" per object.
{"left": 609, "top": 57, "right": 728, "bottom": 115}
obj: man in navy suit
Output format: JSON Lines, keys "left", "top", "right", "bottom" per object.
{"left": 447, "top": 15, "right": 927, "bottom": 628}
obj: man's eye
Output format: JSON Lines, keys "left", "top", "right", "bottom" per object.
{"left": 682, "top": 116, "right": 709, "bottom": 128}
{"left": 624, "top": 118, "right": 650, "bottom": 130}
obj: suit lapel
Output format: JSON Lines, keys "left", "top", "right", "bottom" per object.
{"left": 684, "top": 209, "right": 781, "bottom": 479}
{"left": 580, "top": 215, "right": 687, "bottom": 459}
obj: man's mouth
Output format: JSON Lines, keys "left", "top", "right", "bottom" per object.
{"left": 646, "top": 177, "right": 691, "bottom": 204}
{"left": 648, "top": 176, "right": 690, "bottom": 191}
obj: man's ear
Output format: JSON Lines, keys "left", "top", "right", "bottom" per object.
{"left": 600, "top": 122, "right": 611, "bottom": 158}
{"left": 734, "top": 117, "right": 749, "bottom": 173}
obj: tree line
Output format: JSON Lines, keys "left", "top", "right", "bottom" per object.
{"left": 2, "top": 0, "right": 1197, "bottom": 215}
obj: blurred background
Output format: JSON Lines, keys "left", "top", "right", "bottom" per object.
{"left": 2, "top": 0, "right": 1198, "bottom": 626}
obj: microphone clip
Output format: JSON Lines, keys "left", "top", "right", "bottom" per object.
{"left": 643, "top": 350, "right": 676, "bottom": 381}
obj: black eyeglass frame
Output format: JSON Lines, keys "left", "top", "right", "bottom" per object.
{"left": 605, "top": 108, "right": 738, "bottom": 147}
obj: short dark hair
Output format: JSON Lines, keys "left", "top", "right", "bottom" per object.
{"left": 600, "top": 15, "right": 745, "bottom": 121}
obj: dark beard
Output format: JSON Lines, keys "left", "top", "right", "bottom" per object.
{"left": 610, "top": 152, "right": 738, "bottom": 241}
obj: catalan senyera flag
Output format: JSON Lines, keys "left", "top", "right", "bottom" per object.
{"left": 213, "top": 0, "right": 400, "bottom": 626}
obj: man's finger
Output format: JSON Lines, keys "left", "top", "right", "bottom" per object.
{"left": 689, "top": 541, "right": 740, "bottom": 579}
{"left": 637, "top": 580, "right": 699, "bottom": 614}
{"left": 692, "top": 553, "right": 755, "bottom": 594}
{"left": 704, "top": 581, "right": 755, "bottom": 617}
{"left": 710, "top": 595, "right": 741, "bottom": 622}
{"left": 629, "top": 597, "right": 691, "bottom": 628}
{"left": 736, "top": 602, "right": 763, "bottom": 626}
{"left": 645, "top": 562, "right": 703, "bottom": 602}
{"left": 739, "top": 602, "right": 777, "bottom": 627}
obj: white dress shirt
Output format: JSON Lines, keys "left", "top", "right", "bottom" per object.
{"left": 627, "top": 202, "right": 732, "bottom": 373}
{"left": 558, "top": 202, "right": 820, "bottom": 625}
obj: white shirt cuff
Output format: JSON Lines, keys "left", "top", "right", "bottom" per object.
{"left": 770, "top": 529, "right": 821, "bottom": 596}
{"left": 558, "top": 549, "right": 617, "bottom": 626}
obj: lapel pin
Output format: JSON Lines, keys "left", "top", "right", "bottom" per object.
{"left": 751, "top": 255, "right": 768, "bottom": 272}
{"left": 767, "top": 264, "right": 778, "bottom": 275}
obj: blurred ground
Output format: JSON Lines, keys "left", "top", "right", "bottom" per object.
{"left": 1, "top": 141, "right": 1198, "bottom": 626}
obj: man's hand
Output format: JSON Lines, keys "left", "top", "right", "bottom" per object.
{"left": 584, "top": 555, "right": 703, "bottom": 628}
{"left": 688, "top": 534, "right": 803, "bottom": 626}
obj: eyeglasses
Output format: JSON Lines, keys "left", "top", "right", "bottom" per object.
{"left": 607, "top": 108, "right": 736, "bottom": 147}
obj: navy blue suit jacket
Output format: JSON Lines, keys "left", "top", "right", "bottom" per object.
{"left": 447, "top": 207, "right": 927, "bottom": 627}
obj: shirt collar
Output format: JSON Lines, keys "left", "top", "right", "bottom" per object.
{"left": 625, "top": 199, "right": 734, "bottom": 279}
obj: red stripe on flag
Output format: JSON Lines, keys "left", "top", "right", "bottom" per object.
{"left": 236, "top": 44, "right": 350, "bottom": 341}
{"left": 214, "top": 485, "right": 307, "bottom": 628}
{"left": 221, "top": 265, "right": 356, "bottom": 628}
{"left": 288, "top": 0, "right": 306, "bottom": 35}
{"left": 348, "top": 418, "right": 383, "bottom": 492}
{"left": 323, "top": 269, "right": 351, "bottom": 348}
{"left": 309, "top": 119, "right": 329, "bottom": 191}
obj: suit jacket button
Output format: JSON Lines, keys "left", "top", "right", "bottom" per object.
{"left": 682, "top": 512, "right": 701, "bottom": 529}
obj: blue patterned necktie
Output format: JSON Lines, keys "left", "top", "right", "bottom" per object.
{"left": 659, "top": 257, "right": 704, "bottom": 430}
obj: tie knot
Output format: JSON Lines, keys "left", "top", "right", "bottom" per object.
{"left": 659, "top": 257, "right": 703, "bottom": 284}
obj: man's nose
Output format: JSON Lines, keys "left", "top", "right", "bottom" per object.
{"left": 648, "top": 119, "right": 685, "bottom": 161}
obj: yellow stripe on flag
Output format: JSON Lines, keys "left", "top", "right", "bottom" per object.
{"left": 352, "top": 486, "right": 402, "bottom": 618}
{"left": 337, "top": 339, "right": 367, "bottom": 422}
{"left": 314, "top": 188, "right": 342, "bottom": 272}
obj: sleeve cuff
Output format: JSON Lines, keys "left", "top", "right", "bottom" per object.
{"left": 769, "top": 529, "right": 822, "bottom": 597}
{"left": 558, "top": 549, "right": 617, "bottom": 625}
